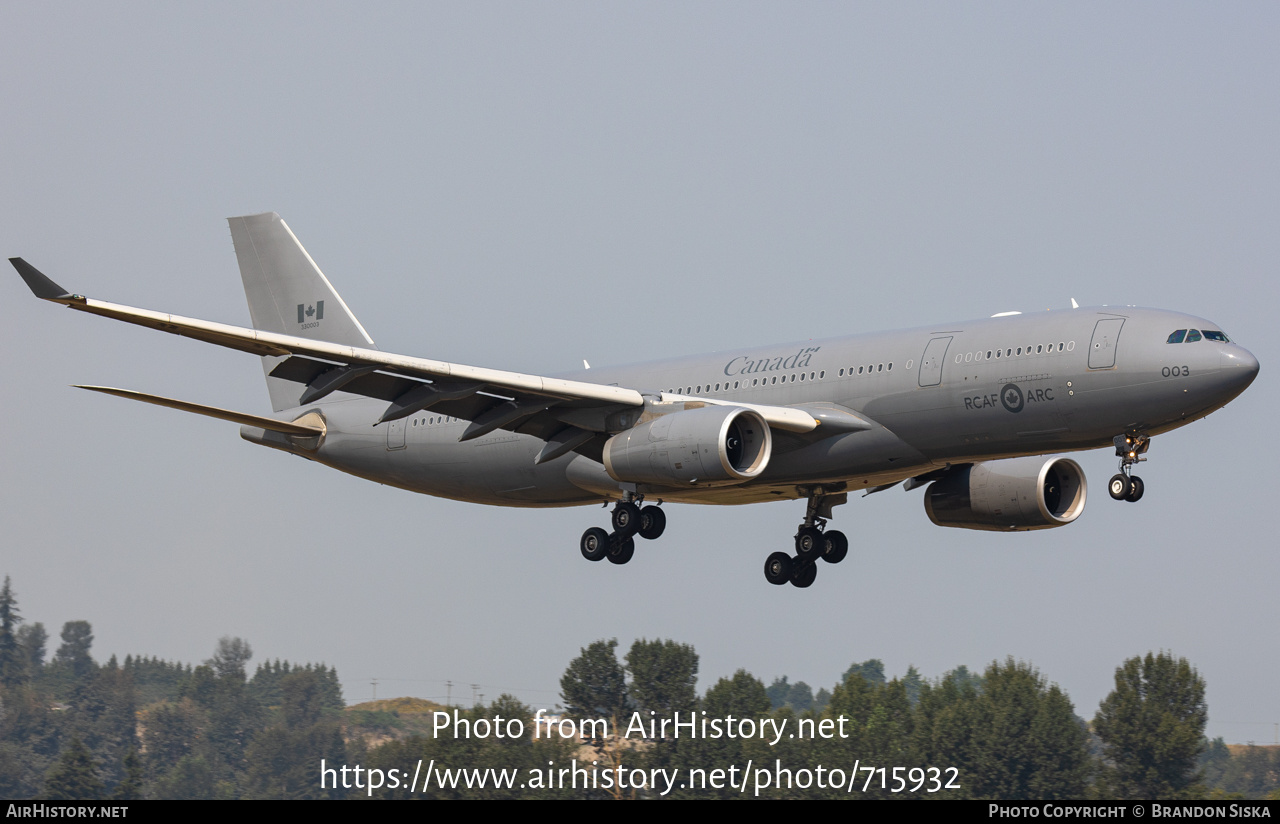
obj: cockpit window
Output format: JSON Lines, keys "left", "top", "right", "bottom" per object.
{"left": 1167, "top": 330, "right": 1187, "bottom": 344}
{"left": 1186, "top": 329, "right": 1202, "bottom": 343}
{"left": 1202, "top": 330, "right": 1230, "bottom": 342}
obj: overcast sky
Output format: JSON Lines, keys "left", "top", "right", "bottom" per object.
{"left": 2, "top": 3, "right": 1277, "bottom": 743}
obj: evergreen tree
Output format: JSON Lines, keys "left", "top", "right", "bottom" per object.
{"left": 902, "top": 665, "right": 924, "bottom": 705}
{"left": 765, "top": 676, "right": 791, "bottom": 709}
{"left": 112, "top": 748, "right": 143, "bottom": 800}
{"left": 54, "top": 621, "right": 96, "bottom": 680}
{"left": 788, "top": 680, "right": 815, "bottom": 712}
{"left": 1094, "top": 651, "right": 1207, "bottom": 799}
{"left": 559, "top": 639, "right": 628, "bottom": 724}
{"left": 207, "top": 637, "right": 253, "bottom": 681}
{"left": 16, "top": 622, "right": 47, "bottom": 679}
{"left": 0, "top": 576, "right": 24, "bottom": 686}
{"left": 44, "top": 737, "right": 104, "bottom": 800}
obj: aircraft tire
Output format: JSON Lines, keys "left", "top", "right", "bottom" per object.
{"left": 612, "top": 502, "right": 641, "bottom": 535}
{"left": 795, "top": 527, "right": 824, "bottom": 559}
{"left": 1108, "top": 474, "right": 1132, "bottom": 501}
{"left": 638, "top": 506, "right": 666, "bottom": 540}
{"left": 790, "top": 560, "right": 817, "bottom": 588}
{"left": 607, "top": 535, "right": 635, "bottom": 565}
{"left": 580, "top": 527, "right": 610, "bottom": 562}
{"left": 764, "top": 552, "right": 792, "bottom": 585}
{"left": 821, "top": 530, "right": 849, "bottom": 564}
{"left": 1125, "top": 476, "right": 1145, "bottom": 503}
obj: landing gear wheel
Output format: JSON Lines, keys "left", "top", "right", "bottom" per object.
{"left": 764, "top": 552, "right": 793, "bottom": 585}
{"left": 790, "top": 560, "right": 817, "bottom": 588}
{"left": 580, "top": 527, "right": 610, "bottom": 562}
{"left": 606, "top": 535, "right": 635, "bottom": 565}
{"left": 1125, "top": 476, "right": 1145, "bottom": 503}
{"left": 1108, "top": 474, "right": 1132, "bottom": 501}
{"left": 638, "top": 506, "right": 666, "bottom": 540}
{"left": 612, "top": 502, "right": 641, "bottom": 535}
{"left": 795, "top": 527, "right": 824, "bottom": 559}
{"left": 821, "top": 530, "right": 849, "bottom": 564}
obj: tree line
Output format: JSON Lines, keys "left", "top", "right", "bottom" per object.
{"left": 2, "top": 575, "right": 1275, "bottom": 799}
{"left": 0, "top": 577, "right": 346, "bottom": 799}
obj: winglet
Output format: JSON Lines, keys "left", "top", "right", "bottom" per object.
{"left": 10, "top": 258, "right": 72, "bottom": 300}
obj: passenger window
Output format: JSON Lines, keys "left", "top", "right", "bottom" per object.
{"left": 1186, "top": 330, "right": 1202, "bottom": 343}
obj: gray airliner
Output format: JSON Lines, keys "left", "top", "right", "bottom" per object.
{"left": 10, "top": 213, "right": 1259, "bottom": 588}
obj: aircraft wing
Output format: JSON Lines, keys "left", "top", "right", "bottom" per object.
{"left": 11, "top": 259, "right": 819, "bottom": 444}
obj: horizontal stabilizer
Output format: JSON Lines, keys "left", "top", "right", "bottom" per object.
{"left": 74, "top": 386, "right": 325, "bottom": 436}
{"left": 10, "top": 258, "right": 71, "bottom": 300}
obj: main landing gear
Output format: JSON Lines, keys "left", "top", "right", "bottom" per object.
{"left": 1108, "top": 433, "right": 1150, "bottom": 503}
{"left": 764, "top": 489, "right": 850, "bottom": 589}
{"left": 580, "top": 494, "right": 666, "bottom": 566}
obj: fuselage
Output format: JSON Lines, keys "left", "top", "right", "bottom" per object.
{"left": 270, "top": 305, "right": 1258, "bottom": 508}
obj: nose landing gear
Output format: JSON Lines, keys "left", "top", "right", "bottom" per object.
{"left": 1108, "top": 433, "right": 1149, "bottom": 503}
{"left": 579, "top": 493, "right": 665, "bottom": 566}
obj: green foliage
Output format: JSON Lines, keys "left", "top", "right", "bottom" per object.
{"left": 364, "top": 695, "right": 582, "bottom": 799}
{"left": 0, "top": 577, "right": 25, "bottom": 687}
{"left": 123, "top": 655, "right": 193, "bottom": 706}
{"left": 207, "top": 637, "right": 253, "bottom": 681}
{"left": 249, "top": 660, "right": 343, "bottom": 713}
{"left": 843, "top": 658, "right": 887, "bottom": 686}
{"left": 1200, "top": 743, "right": 1280, "bottom": 799}
{"left": 1094, "top": 652, "right": 1208, "bottom": 799}
{"left": 112, "top": 748, "right": 143, "bottom": 800}
{"left": 924, "top": 658, "right": 1089, "bottom": 799}
{"left": 0, "top": 684, "right": 62, "bottom": 797}
{"left": 765, "top": 675, "right": 791, "bottom": 709}
{"left": 17, "top": 622, "right": 48, "bottom": 680}
{"left": 44, "top": 737, "right": 104, "bottom": 801}
{"left": 54, "top": 621, "right": 96, "bottom": 682}
{"left": 703, "top": 670, "right": 771, "bottom": 718}
{"left": 58, "top": 659, "right": 140, "bottom": 790}
{"left": 625, "top": 638, "right": 698, "bottom": 716}
{"left": 560, "top": 639, "right": 628, "bottom": 722}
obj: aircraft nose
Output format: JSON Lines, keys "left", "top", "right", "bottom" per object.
{"left": 1219, "top": 346, "right": 1260, "bottom": 393}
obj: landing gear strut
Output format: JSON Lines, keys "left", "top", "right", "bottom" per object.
{"left": 1108, "top": 433, "right": 1149, "bottom": 503}
{"left": 579, "top": 492, "right": 665, "bottom": 566}
{"left": 764, "top": 487, "right": 849, "bottom": 588}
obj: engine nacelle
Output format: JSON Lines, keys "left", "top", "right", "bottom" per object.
{"left": 924, "top": 456, "right": 1087, "bottom": 531}
{"left": 603, "top": 405, "right": 771, "bottom": 487}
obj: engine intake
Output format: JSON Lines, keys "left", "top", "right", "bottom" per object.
{"left": 924, "top": 456, "right": 1087, "bottom": 531}
{"left": 603, "top": 405, "right": 771, "bottom": 487}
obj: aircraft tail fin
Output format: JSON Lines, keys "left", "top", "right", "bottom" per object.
{"left": 228, "top": 212, "right": 376, "bottom": 411}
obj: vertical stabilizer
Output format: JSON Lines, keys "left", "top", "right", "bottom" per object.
{"left": 228, "top": 212, "right": 377, "bottom": 411}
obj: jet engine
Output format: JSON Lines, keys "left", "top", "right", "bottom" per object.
{"left": 602, "top": 405, "right": 771, "bottom": 487}
{"left": 924, "top": 456, "right": 1087, "bottom": 531}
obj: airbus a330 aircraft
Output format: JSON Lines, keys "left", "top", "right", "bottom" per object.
{"left": 11, "top": 213, "right": 1259, "bottom": 588}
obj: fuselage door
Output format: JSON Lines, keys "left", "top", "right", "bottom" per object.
{"left": 1088, "top": 318, "right": 1125, "bottom": 369}
{"left": 918, "top": 336, "right": 953, "bottom": 387}
{"left": 386, "top": 419, "right": 407, "bottom": 450}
